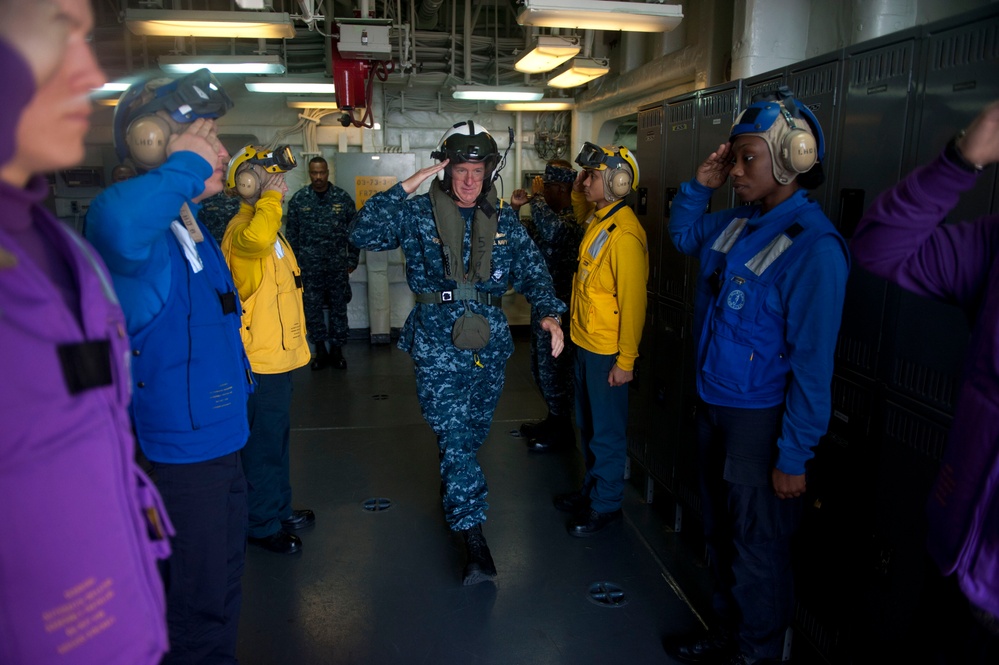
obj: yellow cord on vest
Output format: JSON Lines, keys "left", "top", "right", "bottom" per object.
{"left": 473, "top": 353, "right": 484, "bottom": 368}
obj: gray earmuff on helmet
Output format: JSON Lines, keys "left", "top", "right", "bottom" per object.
{"left": 112, "top": 68, "right": 233, "bottom": 172}
{"left": 729, "top": 87, "right": 825, "bottom": 185}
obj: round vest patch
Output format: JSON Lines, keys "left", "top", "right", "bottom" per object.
{"left": 726, "top": 290, "right": 746, "bottom": 310}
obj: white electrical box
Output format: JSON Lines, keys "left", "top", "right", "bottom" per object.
{"left": 337, "top": 22, "right": 392, "bottom": 60}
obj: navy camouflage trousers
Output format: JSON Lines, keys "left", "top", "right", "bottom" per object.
{"left": 302, "top": 268, "right": 352, "bottom": 348}
{"left": 529, "top": 306, "right": 575, "bottom": 418}
{"left": 415, "top": 355, "right": 505, "bottom": 531}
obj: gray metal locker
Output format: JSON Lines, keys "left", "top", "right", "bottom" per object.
{"left": 636, "top": 102, "right": 666, "bottom": 299}
{"left": 742, "top": 68, "right": 786, "bottom": 109}
{"left": 787, "top": 52, "right": 844, "bottom": 219}
{"left": 877, "top": 7, "right": 998, "bottom": 414}
{"left": 833, "top": 26, "right": 922, "bottom": 384}
{"left": 661, "top": 94, "right": 698, "bottom": 308}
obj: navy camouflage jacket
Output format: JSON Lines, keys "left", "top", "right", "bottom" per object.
{"left": 350, "top": 183, "right": 566, "bottom": 365}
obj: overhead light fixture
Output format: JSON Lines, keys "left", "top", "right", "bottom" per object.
{"left": 96, "top": 82, "right": 131, "bottom": 92}
{"left": 124, "top": 8, "right": 296, "bottom": 39}
{"left": 452, "top": 85, "right": 545, "bottom": 101}
{"left": 514, "top": 35, "right": 580, "bottom": 74}
{"left": 159, "top": 55, "right": 286, "bottom": 75}
{"left": 517, "top": 0, "right": 683, "bottom": 33}
{"left": 496, "top": 98, "right": 575, "bottom": 111}
{"left": 245, "top": 77, "right": 336, "bottom": 93}
{"left": 547, "top": 57, "right": 609, "bottom": 88}
{"left": 286, "top": 96, "right": 339, "bottom": 109}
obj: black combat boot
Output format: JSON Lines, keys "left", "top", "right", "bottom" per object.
{"left": 330, "top": 343, "right": 347, "bottom": 369}
{"left": 310, "top": 341, "right": 330, "bottom": 370}
{"left": 526, "top": 413, "right": 575, "bottom": 452}
{"left": 460, "top": 524, "right": 496, "bottom": 586}
{"left": 519, "top": 413, "right": 552, "bottom": 440}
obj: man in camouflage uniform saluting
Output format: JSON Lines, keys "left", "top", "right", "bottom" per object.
{"left": 350, "top": 121, "right": 566, "bottom": 586}
{"left": 511, "top": 159, "right": 585, "bottom": 452}
{"left": 285, "top": 156, "right": 359, "bottom": 370}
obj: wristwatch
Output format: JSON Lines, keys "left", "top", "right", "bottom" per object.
{"left": 546, "top": 314, "right": 562, "bottom": 326}
{"left": 946, "top": 130, "right": 985, "bottom": 174}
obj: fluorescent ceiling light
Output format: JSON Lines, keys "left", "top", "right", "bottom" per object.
{"left": 159, "top": 55, "right": 286, "bottom": 75}
{"left": 548, "top": 57, "right": 610, "bottom": 88}
{"left": 124, "top": 8, "right": 296, "bottom": 39}
{"left": 452, "top": 85, "right": 545, "bottom": 101}
{"left": 514, "top": 35, "right": 580, "bottom": 74}
{"left": 245, "top": 77, "right": 336, "bottom": 93}
{"left": 517, "top": 0, "right": 683, "bottom": 33}
{"left": 496, "top": 98, "right": 575, "bottom": 111}
{"left": 286, "top": 96, "right": 339, "bottom": 109}
{"left": 96, "top": 82, "right": 131, "bottom": 92}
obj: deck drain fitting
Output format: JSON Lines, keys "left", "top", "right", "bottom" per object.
{"left": 587, "top": 581, "right": 628, "bottom": 608}
{"left": 362, "top": 497, "right": 393, "bottom": 512}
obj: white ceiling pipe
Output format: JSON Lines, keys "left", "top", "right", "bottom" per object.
{"left": 851, "top": 0, "right": 917, "bottom": 45}
{"left": 731, "top": 0, "right": 811, "bottom": 80}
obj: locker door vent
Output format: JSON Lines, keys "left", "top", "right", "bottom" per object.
{"left": 672, "top": 477, "right": 703, "bottom": 523}
{"left": 883, "top": 402, "right": 949, "bottom": 464}
{"left": 701, "top": 91, "right": 735, "bottom": 118}
{"left": 668, "top": 100, "right": 695, "bottom": 124}
{"left": 793, "top": 601, "right": 844, "bottom": 659}
{"left": 792, "top": 65, "right": 838, "bottom": 98}
{"left": 747, "top": 79, "right": 784, "bottom": 104}
{"left": 850, "top": 44, "right": 913, "bottom": 85}
{"left": 831, "top": 376, "right": 872, "bottom": 426}
{"left": 929, "top": 22, "right": 999, "bottom": 71}
{"left": 639, "top": 107, "right": 664, "bottom": 128}
{"left": 834, "top": 334, "right": 874, "bottom": 374}
{"left": 889, "top": 358, "right": 957, "bottom": 412}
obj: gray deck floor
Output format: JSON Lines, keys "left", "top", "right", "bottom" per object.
{"left": 235, "top": 330, "right": 711, "bottom": 665}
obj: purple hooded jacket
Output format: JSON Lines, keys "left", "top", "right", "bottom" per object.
{"left": 0, "top": 41, "right": 172, "bottom": 663}
{"left": 851, "top": 148, "right": 999, "bottom": 620}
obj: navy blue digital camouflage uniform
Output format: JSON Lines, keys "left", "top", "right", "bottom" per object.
{"left": 525, "top": 197, "right": 584, "bottom": 420}
{"left": 350, "top": 183, "right": 565, "bottom": 530}
{"left": 285, "top": 185, "right": 360, "bottom": 349}
{"left": 197, "top": 191, "right": 243, "bottom": 245}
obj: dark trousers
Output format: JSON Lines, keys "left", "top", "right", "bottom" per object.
{"left": 415, "top": 356, "right": 505, "bottom": 531}
{"left": 529, "top": 307, "right": 576, "bottom": 418}
{"left": 303, "top": 270, "right": 352, "bottom": 348}
{"left": 696, "top": 401, "right": 802, "bottom": 662}
{"left": 244, "top": 371, "right": 294, "bottom": 538}
{"left": 153, "top": 452, "right": 247, "bottom": 665}
{"left": 574, "top": 347, "right": 629, "bottom": 513}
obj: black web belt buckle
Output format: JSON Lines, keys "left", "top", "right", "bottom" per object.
{"left": 440, "top": 290, "right": 455, "bottom": 303}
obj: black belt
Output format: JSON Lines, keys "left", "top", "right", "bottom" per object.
{"left": 415, "top": 290, "right": 503, "bottom": 307}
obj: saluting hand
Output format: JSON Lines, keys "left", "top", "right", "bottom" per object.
{"left": 261, "top": 172, "right": 288, "bottom": 198}
{"left": 166, "top": 118, "right": 222, "bottom": 167}
{"left": 531, "top": 175, "right": 544, "bottom": 196}
{"left": 401, "top": 160, "right": 449, "bottom": 194}
{"left": 695, "top": 143, "right": 734, "bottom": 190}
